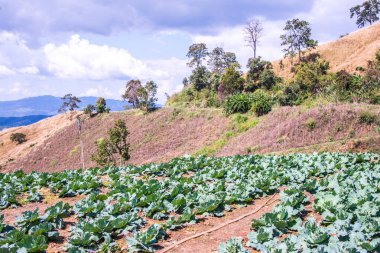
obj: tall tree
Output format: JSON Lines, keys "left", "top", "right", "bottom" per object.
{"left": 208, "top": 47, "right": 239, "bottom": 75}
{"left": 244, "top": 19, "right": 263, "bottom": 58}
{"left": 350, "top": 0, "right": 380, "bottom": 28}
{"left": 189, "top": 66, "right": 211, "bottom": 91}
{"left": 208, "top": 47, "right": 225, "bottom": 75}
{"left": 186, "top": 43, "right": 208, "bottom": 68}
{"left": 220, "top": 66, "right": 245, "bottom": 96}
{"left": 58, "top": 94, "right": 81, "bottom": 113}
{"left": 137, "top": 81, "right": 158, "bottom": 112}
{"left": 122, "top": 79, "right": 143, "bottom": 108}
{"left": 280, "top": 19, "right": 318, "bottom": 62}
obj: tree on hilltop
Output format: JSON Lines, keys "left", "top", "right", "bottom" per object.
{"left": 58, "top": 94, "right": 81, "bottom": 113}
{"left": 350, "top": 0, "right": 380, "bottom": 28}
{"left": 122, "top": 79, "right": 143, "bottom": 108}
{"left": 280, "top": 19, "right": 318, "bottom": 63}
{"left": 186, "top": 43, "right": 208, "bottom": 68}
{"left": 137, "top": 80, "right": 158, "bottom": 112}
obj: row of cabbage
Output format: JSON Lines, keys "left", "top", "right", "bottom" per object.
{"left": 0, "top": 153, "right": 378, "bottom": 252}
{"left": 219, "top": 153, "right": 380, "bottom": 252}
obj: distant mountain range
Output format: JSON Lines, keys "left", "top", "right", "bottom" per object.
{"left": 0, "top": 115, "right": 51, "bottom": 130}
{"left": 0, "top": 95, "right": 128, "bottom": 130}
{"left": 0, "top": 95, "right": 127, "bottom": 117}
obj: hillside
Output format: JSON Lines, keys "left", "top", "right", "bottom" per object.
{"left": 1, "top": 104, "right": 379, "bottom": 172}
{"left": 273, "top": 22, "right": 380, "bottom": 79}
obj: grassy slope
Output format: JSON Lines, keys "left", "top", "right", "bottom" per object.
{"left": 272, "top": 22, "right": 380, "bottom": 79}
{"left": 1, "top": 103, "right": 379, "bottom": 173}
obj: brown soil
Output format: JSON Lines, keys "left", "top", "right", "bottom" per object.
{"left": 0, "top": 112, "right": 78, "bottom": 171}
{"left": 273, "top": 22, "right": 380, "bottom": 80}
{"left": 157, "top": 194, "right": 280, "bottom": 253}
{"left": 1, "top": 108, "right": 229, "bottom": 172}
{"left": 218, "top": 104, "right": 380, "bottom": 157}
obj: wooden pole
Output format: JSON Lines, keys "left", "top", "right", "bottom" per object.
{"left": 77, "top": 116, "right": 85, "bottom": 169}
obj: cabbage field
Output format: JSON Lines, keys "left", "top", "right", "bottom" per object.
{"left": 0, "top": 153, "right": 379, "bottom": 252}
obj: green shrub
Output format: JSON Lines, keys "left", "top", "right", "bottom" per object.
{"left": 223, "top": 93, "right": 253, "bottom": 115}
{"left": 358, "top": 111, "right": 376, "bottom": 125}
{"left": 251, "top": 90, "right": 272, "bottom": 117}
{"left": 10, "top": 133, "right": 27, "bottom": 144}
{"left": 83, "top": 104, "right": 96, "bottom": 116}
{"left": 233, "top": 114, "right": 248, "bottom": 124}
{"left": 305, "top": 117, "right": 316, "bottom": 130}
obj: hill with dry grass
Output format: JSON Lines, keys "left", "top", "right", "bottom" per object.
{"left": 273, "top": 22, "right": 380, "bottom": 79}
{"left": 1, "top": 104, "right": 379, "bottom": 173}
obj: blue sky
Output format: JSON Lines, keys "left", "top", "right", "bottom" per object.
{"left": 0, "top": 0, "right": 363, "bottom": 103}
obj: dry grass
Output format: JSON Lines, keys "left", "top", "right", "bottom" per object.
{"left": 273, "top": 22, "right": 380, "bottom": 80}
{"left": 217, "top": 104, "right": 380, "bottom": 156}
{"left": 0, "top": 108, "right": 230, "bottom": 172}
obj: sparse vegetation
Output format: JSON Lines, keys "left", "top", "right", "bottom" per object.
{"left": 10, "top": 133, "right": 27, "bottom": 144}
{"left": 91, "top": 119, "right": 130, "bottom": 166}
{"left": 359, "top": 110, "right": 377, "bottom": 124}
{"left": 305, "top": 117, "right": 316, "bottom": 130}
{"left": 58, "top": 94, "right": 81, "bottom": 113}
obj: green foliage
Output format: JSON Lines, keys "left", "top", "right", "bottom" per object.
{"left": 208, "top": 47, "right": 239, "bottom": 75}
{"left": 186, "top": 43, "right": 208, "bottom": 68}
{"left": 83, "top": 104, "right": 96, "bottom": 117}
{"left": 223, "top": 93, "right": 253, "bottom": 115}
{"left": 122, "top": 80, "right": 143, "bottom": 108}
{"left": 91, "top": 138, "right": 115, "bottom": 167}
{"left": 280, "top": 18, "right": 318, "bottom": 62}
{"left": 126, "top": 224, "right": 166, "bottom": 252}
{"left": 59, "top": 94, "right": 81, "bottom": 113}
{"left": 10, "top": 133, "right": 26, "bottom": 145}
{"left": 218, "top": 238, "right": 249, "bottom": 253}
{"left": 305, "top": 117, "right": 316, "bottom": 130}
{"left": 251, "top": 90, "right": 272, "bottom": 117}
{"left": 91, "top": 120, "right": 130, "bottom": 166}
{"left": 95, "top": 97, "right": 110, "bottom": 114}
{"left": 246, "top": 57, "right": 278, "bottom": 91}
{"left": 220, "top": 66, "right": 245, "bottom": 97}
{"left": 1, "top": 153, "right": 380, "bottom": 252}
{"left": 293, "top": 57, "right": 330, "bottom": 95}
{"left": 350, "top": 0, "right": 380, "bottom": 28}
{"left": 259, "top": 69, "right": 278, "bottom": 90}
{"left": 189, "top": 66, "right": 211, "bottom": 91}
{"left": 358, "top": 111, "right": 377, "bottom": 124}
{"left": 137, "top": 81, "right": 158, "bottom": 112}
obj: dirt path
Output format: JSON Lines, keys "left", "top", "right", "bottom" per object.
{"left": 157, "top": 194, "right": 280, "bottom": 253}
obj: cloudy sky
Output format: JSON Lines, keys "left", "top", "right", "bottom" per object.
{"left": 0, "top": 0, "right": 363, "bottom": 103}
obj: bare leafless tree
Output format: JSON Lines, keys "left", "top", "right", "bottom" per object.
{"left": 244, "top": 19, "right": 263, "bottom": 58}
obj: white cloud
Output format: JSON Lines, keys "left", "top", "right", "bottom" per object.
{"left": 42, "top": 34, "right": 188, "bottom": 103}
{"left": 18, "top": 66, "right": 39, "bottom": 75}
{"left": 8, "top": 82, "right": 33, "bottom": 96}
{"left": 84, "top": 85, "right": 114, "bottom": 98}
{"left": 43, "top": 35, "right": 151, "bottom": 80}
{"left": 0, "top": 65, "right": 16, "bottom": 75}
